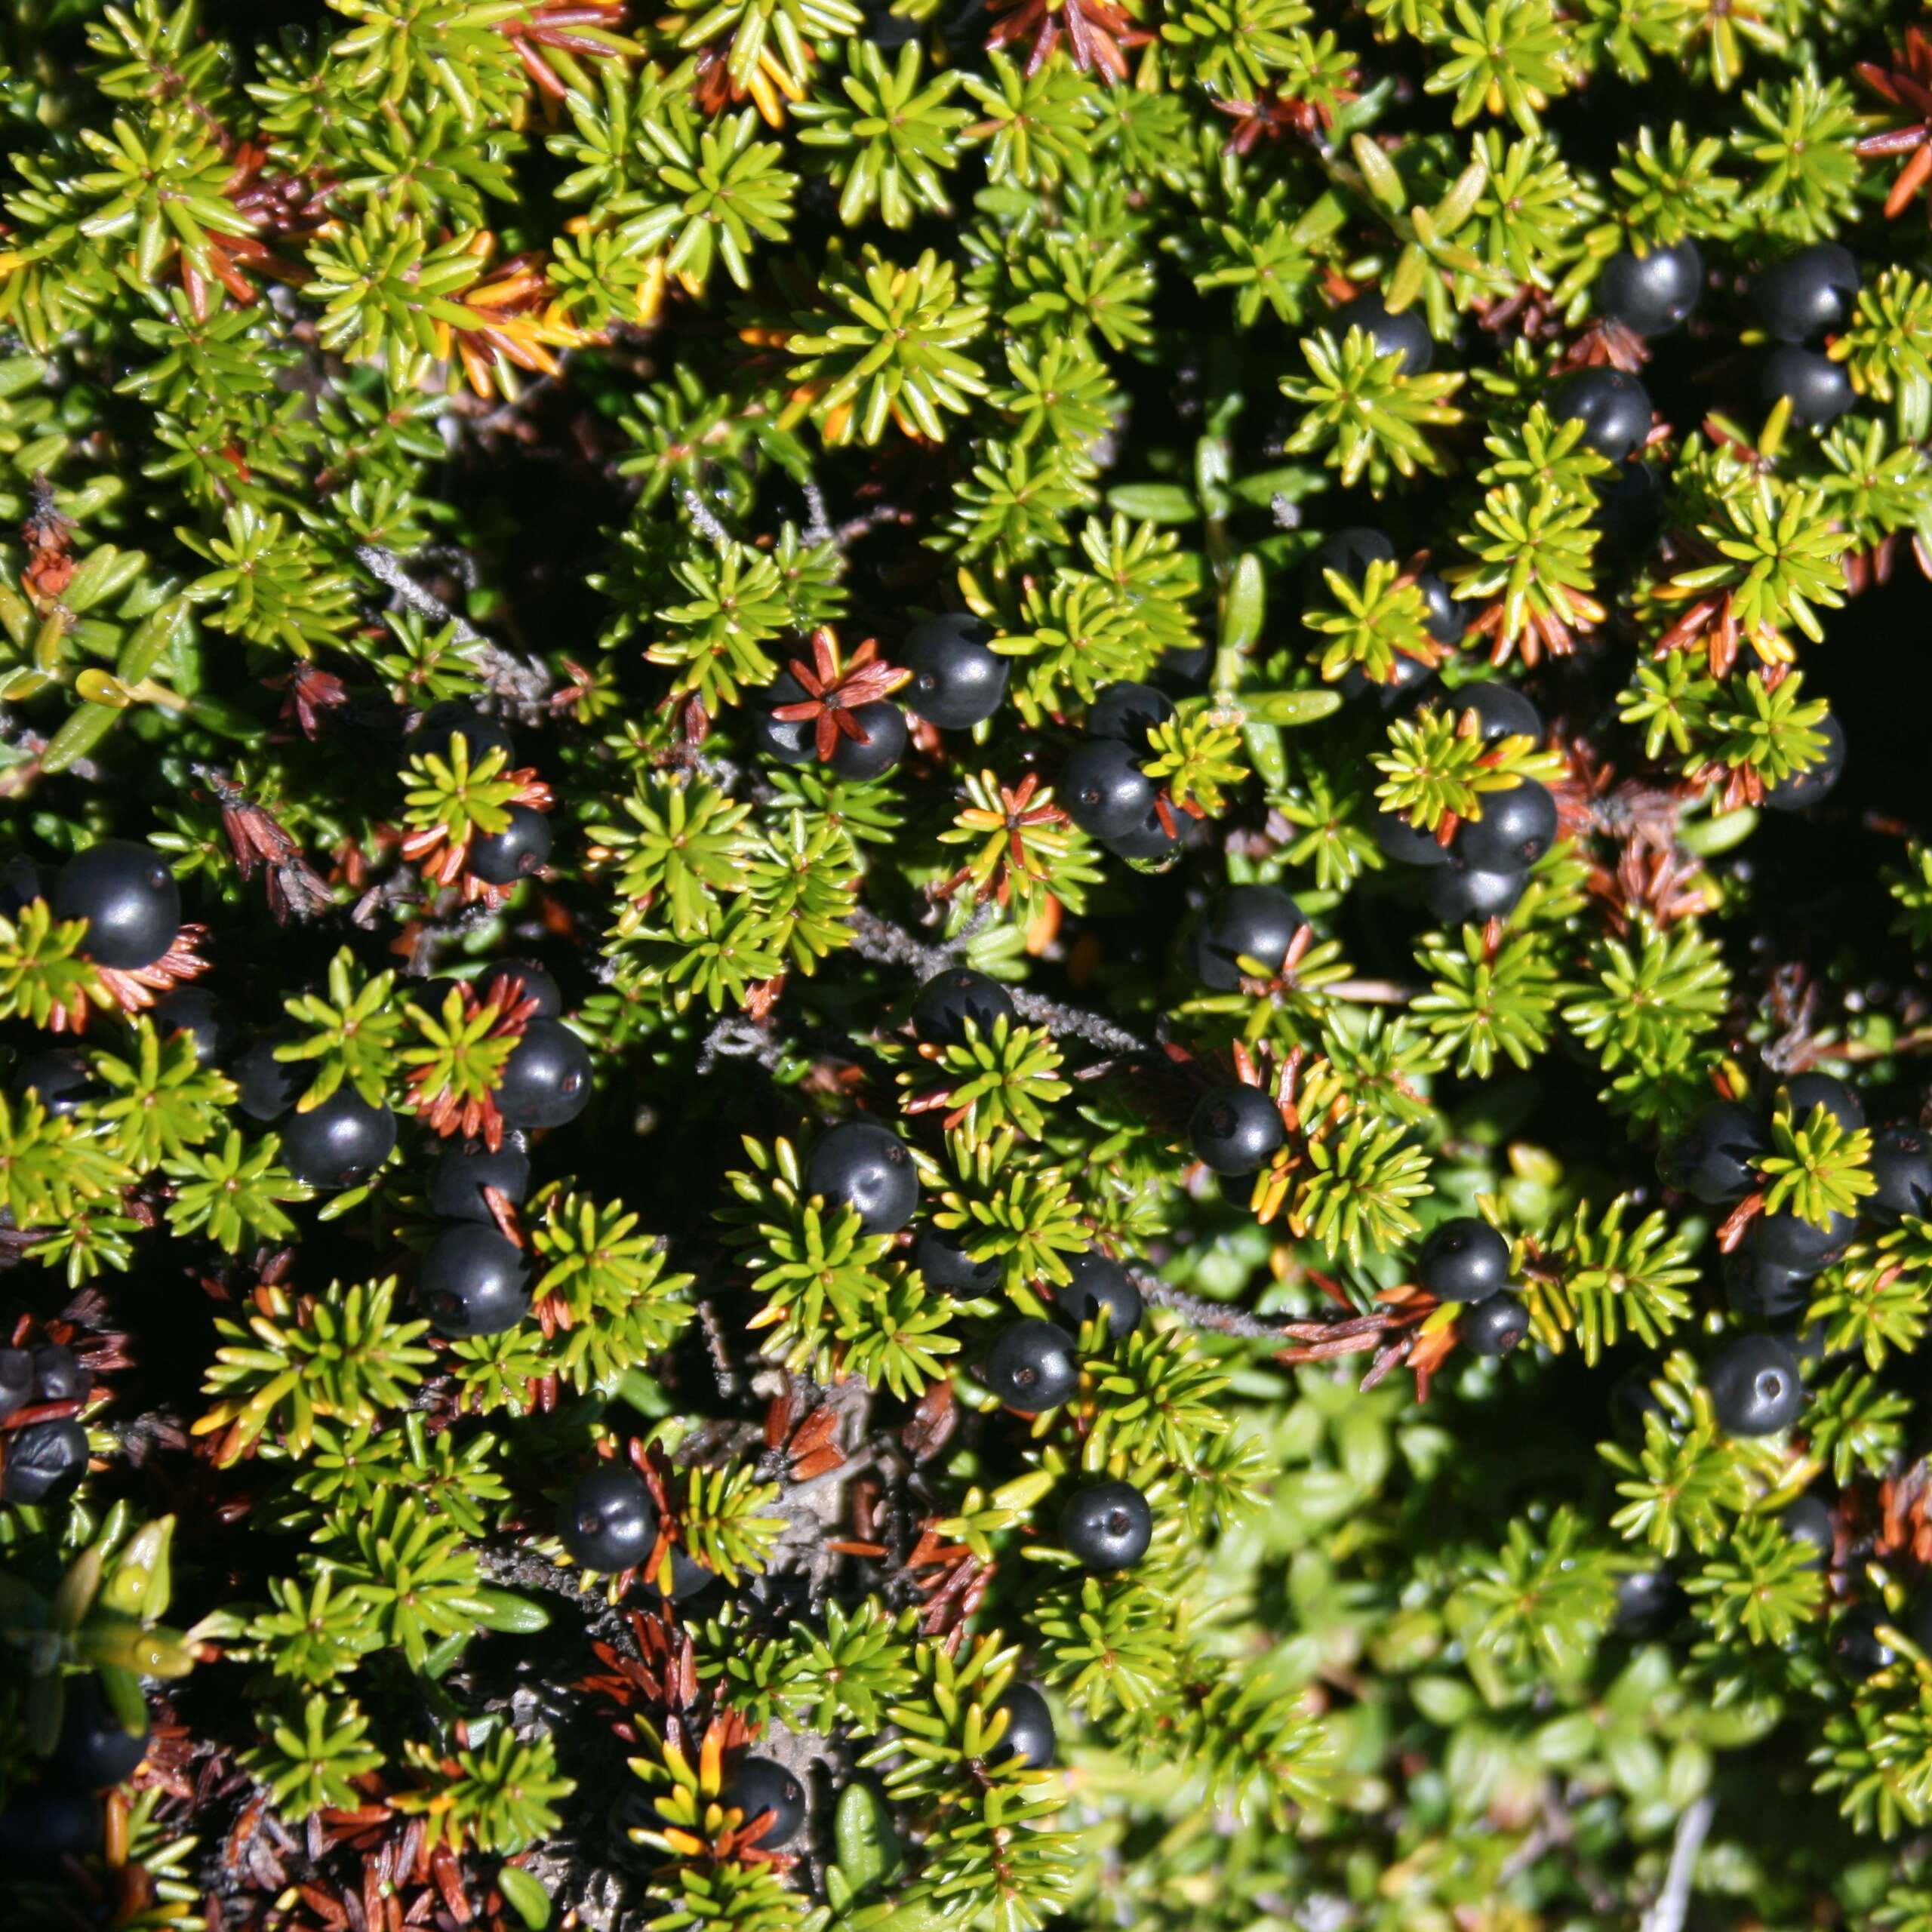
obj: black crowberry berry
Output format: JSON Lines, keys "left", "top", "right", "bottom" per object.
{"left": 1761, "top": 710, "right": 1844, "bottom": 811}
{"left": 903, "top": 613, "right": 1009, "bottom": 728}
{"left": 152, "top": 986, "right": 237, "bottom": 1068}
{"left": 413, "top": 701, "right": 514, "bottom": 767}
{"left": 1417, "top": 1217, "right": 1512, "bottom": 1302}
{"left": 232, "top": 1027, "right": 306, "bottom": 1123}
{"left": 51, "top": 1678, "right": 147, "bottom": 1789}
{"left": 427, "top": 1137, "right": 532, "bottom": 1223}
{"left": 1598, "top": 236, "right": 1703, "bottom": 337}
{"left": 468, "top": 804, "right": 552, "bottom": 885}
{"left": 1438, "top": 680, "right": 1542, "bottom": 743}
{"left": 1660, "top": 1100, "right": 1769, "bottom": 1205}
{"left": 1415, "top": 573, "right": 1471, "bottom": 649}
{"left": 1337, "top": 650, "right": 1438, "bottom": 712}
{"left": 559, "top": 1466, "right": 657, "bottom": 1573}
{"left": 1061, "top": 1478, "right": 1153, "bottom": 1572}
{"left": 804, "top": 1119, "right": 918, "bottom": 1233}
{"left": 1454, "top": 777, "right": 1556, "bottom": 872}
{"left": 1062, "top": 737, "right": 1155, "bottom": 842}
{"left": 1724, "top": 1239, "right": 1811, "bottom": 1323}
{"left": 1332, "top": 291, "right": 1432, "bottom": 374}
{"left": 1460, "top": 1293, "right": 1530, "bottom": 1357}
{"left": 1550, "top": 367, "right": 1653, "bottom": 463}
{"left": 495, "top": 1018, "right": 592, "bottom": 1130}
{"left": 1088, "top": 680, "right": 1174, "bottom": 746}
{"left": 1868, "top": 1126, "right": 1932, "bottom": 1226}
{"left": 1611, "top": 1567, "right": 1687, "bottom": 1638}
{"left": 417, "top": 1223, "right": 531, "bottom": 1339}
{"left": 1055, "top": 1251, "right": 1142, "bottom": 1340}
{"left": 1832, "top": 1607, "right": 1898, "bottom": 1680}
{"left": 11, "top": 1047, "right": 98, "bottom": 1116}
{"left": 911, "top": 968, "right": 1014, "bottom": 1047}
{"left": 486, "top": 958, "right": 564, "bottom": 1020}
{"left": 752, "top": 703, "right": 817, "bottom": 766}
{"left": 910, "top": 1222, "right": 1001, "bottom": 1297}
{"left": 828, "top": 701, "right": 908, "bottom": 782}
{"left": 0, "top": 851, "right": 43, "bottom": 918}
{"left": 1424, "top": 862, "right": 1527, "bottom": 926}
{"left": 983, "top": 1318, "right": 1078, "bottom": 1413}
{"left": 1303, "top": 526, "right": 1396, "bottom": 602}
{"left": 1777, "top": 1071, "right": 1863, "bottom": 1134}
{"left": 0, "top": 1349, "right": 31, "bottom": 1423}
{"left": 32, "top": 1345, "right": 90, "bottom": 1405}
{"left": 989, "top": 1683, "right": 1056, "bottom": 1767}
{"left": 1756, "top": 345, "right": 1851, "bottom": 429}
{"left": 2, "top": 1417, "right": 90, "bottom": 1506}
{"left": 1781, "top": 1493, "right": 1835, "bottom": 1571}
{"left": 1373, "top": 805, "right": 1452, "bottom": 869}
{"left": 281, "top": 1090, "right": 397, "bottom": 1189}
{"left": 1186, "top": 884, "right": 1306, "bottom": 992}
{"left": 1707, "top": 1334, "right": 1806, "bottom": 1436}
{"left": 1103, "top": 808, "right": 1181, "bottom": 863}
{"left": 1755, "top": 1205, "right": 1855, "bottom": 1273}
{"left": 1189, "top": 1083, "right": 1285, "bottom": 1176}
{"left": 1594, "top": 456, "right": 1666, "bottom": 558}
{"left": 722, "top": 1757, "right": 805, "bottom": 1847}
{"left": 1751, "top": 242, "right": 1860, "bottom": 344}
{"left": 53, "top": 841, "right": 180, "bottom": 971}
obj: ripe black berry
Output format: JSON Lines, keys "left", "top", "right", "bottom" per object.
{"left": 11, "top": 1047, "right": 98, "bottom": 1116}
{"left": 1755, "top": 1205, "right": 1854, "bottom": 1273}
{"left": 1707, "top": 1334, "right": 1805, "bottom": 1436}
{"left": 1061, "top": 1478, "right": 1153, "bottom": 1573}
{"left": 1055, "top": 1251, "right": 1142, "bottom": 1340}
{"left": 1751, "top": 242, "right": 1860, "bottom": 344}
{"left": 0, "top": 851, "right": 43, "bottom": 918}
{"left": 152, "top": 986, "right": 237, "bottom": 1068}
{"left": 910, "top": 1222, "right": 1001, "bottom": 1297}
{"left": 1777, "top": 1071, "right": 1863, "bottom": 1134}
{"left": 51, "top": 1677, "right": 147, "bottom": 1789}
{"left": 752, "top": 702, "right": 817, "bottom": 766}
{"left": 1088, "top": 680, "right": 1174, "bottom": 746}
{"left": 1440, "top": 680, "right": 1542, "bottom": 743}
{"left": 1455, "top": 777, "right": 1556, "bottom": 872}
{"left": 0, "top": 1349, "right": 30, "bottom": 1423}
{"left": 53, "top": 841, "right": 180, "bottom": 971}
{"left": 1189, "top": 1083, "right": 1285, "bottom": 1176}
{"left": 281, "top": 1089, "right": 397, "bottom": 1189}
{"left": 804, "top": 1119, "right": 918, "bottom": 1233}
{"left": 487, "top": 958, "right": 564, "bottom": 1020}
{"left": 1424, "top": 862, "right": 1527, "bottom": 926}
{"left": 1460, "top": 1294, "right": 1530, "bottom": 1357}
{"left": 1415, "top": 573, "right": 1470, "bottom": 649}
{"left": 1594, "top": 456, "right": 1665, "bottom": 558}
{"left": 3, "top": 1417, "right": 90, "bottom": 1506}
{"left": 468, "top": 804, "right": 552, "bottom": 885}
{"left": 1373, "top": 806, "right": 1451, "bottom": 869}
{"left": 427, "top": 1137, "right": 532, "bottom": 1223}
{"left": 722, "top": 1757, "right": 805, "bottom": 1847}
{"left": 1781, "top": 1493, "right": 1835, "bottom": 1571}
{"left": 32, "top": 1344, "right": 90, "bottom": 1405}
{"left": 414, "top": 701, "right": 514, "bottom": 767}
{"left": 1304, "top": 527, "right": 1397, "bottom": 603}
{"left": 495, "top": 1018, "right": 592, "bottom": 1130}
{"left": 559, "top": 1466, "right": 657, "bottom": 1573}
{"left": 989, "top": 1682, "right": 1056, "bottom": 1767}
{"left": 1063, "top": 738, "right": 1155, "bottom": 841}
{"left": 983, "top": 1318, "right": 1078, "bottom": 1413}
{"left": 1598, "top": 237, "right": 1703, "bottom": 337}
{"left": 911, "top": 968, "right": 1015, "bottom": 1047}
{"left": 1868, "top": 1126, "right": 1932, "bottom": 1226}
{"left": 1756, "top": 345, "right": 1850, "bottom": 429}
{"left": 1337, "top": 650, "right": 1438, "bottom": 712}
{"left": 1724, "top": 1240, "right": 1811, "bottom": 1324}
{"left": 1612, "top": 1567, "right": 1686, "bottom": 1638}
{"left": 1833, "top": 1607, "right": 1898, "bottom": 1680}
{"left": 232, "top": 1027, "right": 306, "bottom": 1123}
{"left": 1660, "top": 1101, "right": 1769, "bottom": 1205}
{"left": 1550, "top": 367, "right": 1653, "bottom": 463}
{"left": 1103, "top": 808, "right": 1181, "bottom": 863}
{"left": 1417, "top": 1217, "right": 1512, "bottom": 1302}
{"left": 827, "top": 700, "right": 907, "bottom": 782}
{"left": 1332, "top": 291, "right": 1432, "bottom": 374}
{"left": 1186, "top": 884, "right": 1306, "bottom": 992}
{"left": 417, "top": 1223, "right": 531, "bottom": 1338}
{"left": 1761, "top": 710, "right": 1844, "bottom": 811}
{"left": 903, "top": 613, "right": 1009, "bottom": 728}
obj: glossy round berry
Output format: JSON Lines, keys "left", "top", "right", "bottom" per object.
{"left": 414, "top": 701, "right": 514, "bottom": 768}
{"left": 1455, "top": 778, "right": 1556, "bottom": 872}
{"left": 1761, "top": 709, "right": 1844, "bottom": 811}
{"left": 0, "top": 1788, "right": 103, "bottom": 1876}
{"left": 495, "top": 1019, "right": 592, "bottom": 1131}
{"left": 983, "top": 1318, "right": 1078, "bottom": 1414}
{"left": 1594, "top": 457, "right": 1666, "bottom": 558}
{"left": 232, "top": 1027, "right": 306, "bottom": 1123}
{"left": 1415, "top": 572, "right": 1471, "bottom": 649}
{"left": 1660, "top": 1101, "right": 1769, "bottom": 1206}
{"left": 468, "top": 804, "right": 552, "bottom": 885}
{"left": 54, "top": 841, "right": 180, "bottom": 971}
{"left": 1417, "top": 1217, "right": 1512, "bottom": 1303}
{"left": 1303, "top": 527, "right": 1397, "bottom": 604}
{"left": 1550, "top": 367, "right": 1654, "bottom": 463}
{"left": 559, "top": 1466, "right": 657, "bottom": 1573}
{"left": 1055, "top": 1251, "right": 1142, "bottom": 1340}
{"left": 1373, "top": 805, "right": 1452, "bottom": 869}
{"left": 1061, "top": 1478, "right": 1153, "bottom": 1573}
{"left": 752, "top": 703, "right": 818, "bottom": 766}
{"left": 989, "top": 1683, "right": 1056, "bottom": 1767}
{"left": 1598, "top": 237, "right": 1703, "bottom": 337}
{"left": 1186, "top": 885, "right": 1306, "bottom": 992}
{"left": 51, "top": 1677, "right": 147, "bottom": 1789}
{"left": 1425, "top": 862, "right": 1527, "bottom": 926}
{"left": 1337, "top": 651, "right": 1438, "bottom": 712}
{"left": 1868, "top": 1126, "right": 1932, "bottom": 1226}
{"left": 484, "top": 958, "right": 564, "bottom": 1020}
{"left": 1781, "top": 1493, "right": 1835, "bottom": 1571}
{"left": 1612, "top": 1567, "right": 1687, "bottom": 1638}
{"left": 152, "top": 986, "right": 237, "bottom": 1068}
{"left": 281, "top": 1090, "right": 397, "bottom": 1190}
{"left": 1442, "top": 681, "right": 1542, "bottom": 743}
{"left": 827, "top": 701, "right": 908, "bottom": 783}
{"left": 1751, "top": 242, "right": 1860, "bottom": 344}
{"left": 1708, "top": 1334, "right": 1806, "bottom": 1436}
{"left": 1460, "top": 1293, "right": 1530, "bottom": 1357}
{"left": 903, "top": 613, "right": 1008, "bottom": 728}
{"left": 1724, "top": 1239, "right": 1811, "bottom": 1324}
{"left": 722, "top": 1757, "right": 805, "bottom": 1848}
{"left": 0, "top": 1349, "right": 30, "bottom": 1423}
{"left": 1834, "top": 1607, "right": 1899, "bottom": 1680}
{"left": 804, "top": 1119, "right": 918, "bottom": 1234}
{"left": 1103, "top": 808, "right": 1181, "bottom": 863}
{"left": 1189, "top": 1083, "right": 1284, "bottom": 1176}
{"left": 417, "top": 1223, "right": 531, "bottom": 1338}
{"left": 663, "top": 1549, "right": 718, "bottom": 1603}
{"left": 1089, "top": 680, "right": 1174, "bottom": 746}
{"left": 1063, "top": 738, "right": 1156, "bottom": 842}
{"left": 32, "top": 1345, "right": 90, "bottom": 1405}
{"left": 1755, "top": 1204, "right": 1855, "bottom": 1273}
{"left": 0, "top": 851, "right": 44, "bottom": 919}
{"left": 910, "top": 1222, "right": 1001, "bottom": 1297}
{"left": 427, "top": 1137, "right": 532, "bottom": 1223}
{"left": 11, "top": 1047, "right": 98, "bottom": 1117}
{"left": 1332, "top": 292, "right": 1432, "bottom": 374}
{"left": 911, "top": 968, "right": 1014, "bottom": 1047}
{"left": 3, "top": 1417, "right": 90, "bottom": 1506}
{"left": 1777, "top": 1071, "right": 1863, "bottom": 1135}
{"left": 1757, "top": 345, "right": 1851, "bottom": 429}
